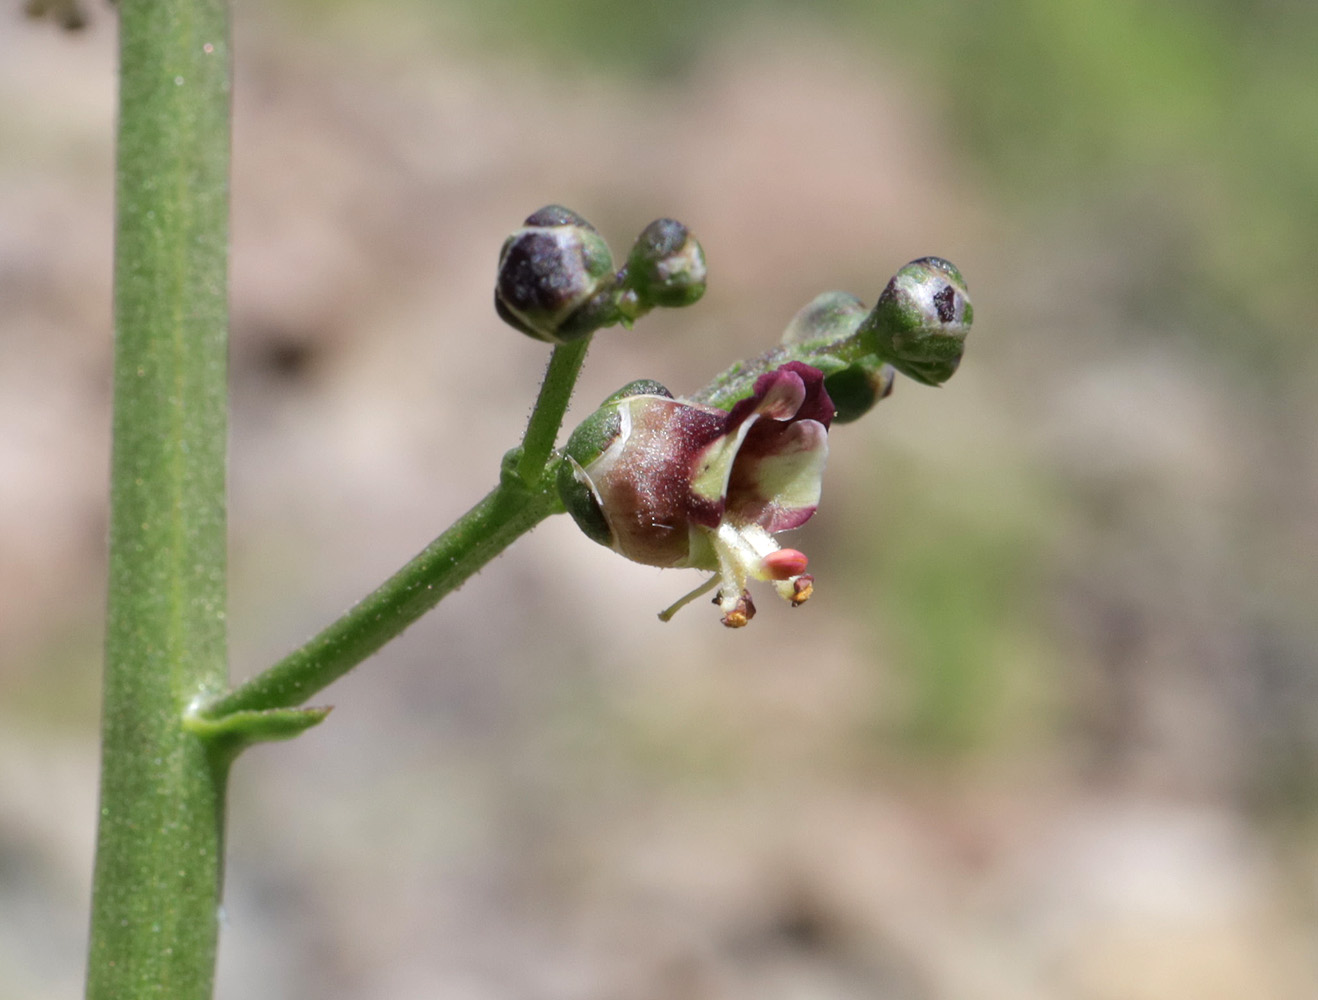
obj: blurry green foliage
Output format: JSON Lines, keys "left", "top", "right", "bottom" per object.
{"left": 888, "top": 0, "right": 1318, "bottom": 380}
{"left": 882, "top": 499, "right": 1046, "bottom": 755}
{"left": 826, "top": 451, "right": 1058, "bottom": 758}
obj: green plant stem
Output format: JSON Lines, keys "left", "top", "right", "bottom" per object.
{"left": 87, "top": 1, "right": 231, "bottom": 998}
{"left": 199, "top": 473, "right": 563, "bottom": 718}
{"left": 517, "top": 338, "right": 591, "bottom": 484}
{"left": 198, "top": 340, "right": 589, "bottom": 722}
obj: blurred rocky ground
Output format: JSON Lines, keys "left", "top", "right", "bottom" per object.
{"left": 3, "top": 2, "right": 1317, "bottom": 998}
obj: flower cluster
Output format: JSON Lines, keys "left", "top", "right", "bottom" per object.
{"left": 495, "top": 205, "right": 973, "bottom": 627}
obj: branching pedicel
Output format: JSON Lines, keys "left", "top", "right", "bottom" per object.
{"left": 496, "top": 205, "right": 974, "bottom": 627}
{"left": 198, "top": 206, "right": 972, "bottom": 730}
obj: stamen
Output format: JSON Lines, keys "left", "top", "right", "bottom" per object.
{"left": 657, "top": 574, "right": 719, "bottom": 622}
{"left": 790, "top": 574, "right": 814, "bottom": 606}
{"left": 720, "top": 589, "right": 757, "bottom": 628}
{"left": 761, "top": 548, "right": 808, "bottom": 580}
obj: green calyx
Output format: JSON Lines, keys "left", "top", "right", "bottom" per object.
{"left": 556, "top": 379, "right": 674, "bottom": 548}
{"left": 823, "top": 362, "right": 896, "bottom": 424}
{"left": 603, "top": 378, "right": 673, "bottom": 406}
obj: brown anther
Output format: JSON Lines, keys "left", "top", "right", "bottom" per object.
{"left": 720, "top": 590, "right": 757, "bottom": 628}
{"left": 790, "top": 575, "right": 814, "bottom": 606}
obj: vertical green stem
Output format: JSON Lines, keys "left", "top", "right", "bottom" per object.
{"left": 87, "top": 1, "right": 232, "bottom": 998}
{"left": 517, "top": 337, "right": 592, "bottom": 483}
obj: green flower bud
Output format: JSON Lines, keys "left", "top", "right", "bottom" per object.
{"left": 780, "top": 291, "right": 868, "bottom": 346}
{"left": 557, "top": 380, "right": 675, "bottom": 547}
{"left": 857, "top": 257, "right": 973, "bottom": 386}
{"left": 620, "top": 218, "right": 707, "bottom": 320}
{"left": 495, "top": 206, "right": 620, "bottom": 344}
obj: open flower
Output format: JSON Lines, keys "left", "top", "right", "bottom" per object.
{"left": 558, "top": 361, "right": 834, "bottom": 627}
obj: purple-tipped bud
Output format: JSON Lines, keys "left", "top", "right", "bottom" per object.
{"left": 495, "top": 206, "right": 619, "bottom": 344}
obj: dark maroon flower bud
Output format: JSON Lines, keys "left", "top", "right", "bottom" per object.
{"left": 495, "top": 206, "right": 620, "bottom": 344}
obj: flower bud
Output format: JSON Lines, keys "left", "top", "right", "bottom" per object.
{"left": 780, "top": 291, "right": 868, "bottom": 346}
{"left": 620, "top": 218, "right": 707, "bottom": 318}
{"left": 495, "top": 205, "right": 620, "bottom": 344}
{"left": 858, "top": 257, "right": 973, "bottom": 386}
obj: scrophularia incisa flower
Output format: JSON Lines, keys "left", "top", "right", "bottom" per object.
{"left": 559, "top": 361, "right": 833, "bottom": 627}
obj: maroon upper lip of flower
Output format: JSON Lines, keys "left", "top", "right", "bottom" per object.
{"left": 723, "top": 360, "right": 836, "bottom": 437}
{"left": 719, "top": 361, "right": 835, "bottom": 532}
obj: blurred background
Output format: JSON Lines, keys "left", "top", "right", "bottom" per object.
{"left": 4, "top": 0, "right": 1318, "bottom": 997}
